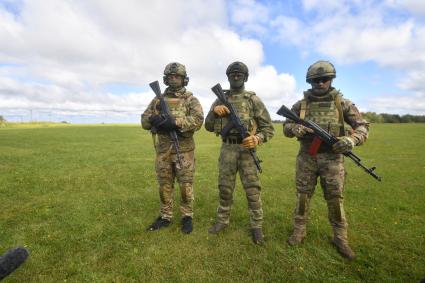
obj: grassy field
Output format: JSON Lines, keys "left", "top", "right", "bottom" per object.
{"left": 1, "top": 123, "right": 424, "bottom": 282}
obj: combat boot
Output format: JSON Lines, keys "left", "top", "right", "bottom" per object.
{"left": 287, "top": 226, "right": 306, "bottom": 246}
{"left": 181, "top": 216, "right": 193, "bottom": 234}
{"left": 147, "top": 216, "right": 171, "bottom": 231}
{"left": 288, "top": 193, "right": 309, "bottom": 246}
{"left": 208, "top": 222, "right": 228, "bottom": 234}
{"left": 326, "top": 197, "right": 355, "bottom": 260}
{"left": 251, "top": 228, "right": 264, "bottom": 245}
{"left": 332, "top": 237, "right": 356, "bottom": 260}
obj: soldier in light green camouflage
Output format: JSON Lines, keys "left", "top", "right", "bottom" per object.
{"left": 205, "top": 61, "right": 274, "bottom": 244}
{"left": 283, "top": 60, "right": 369, "bottom": 260}
{"left": 141, "top": 62, "right": 204, "bottom": 234}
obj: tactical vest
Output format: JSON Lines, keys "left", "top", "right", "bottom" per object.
{"left": 164, "top": 96, "right": 188, "bottom": 120}
{"left": 300, "top": 89, "right": 345, "bottom": 137}
{"left": 213, "top": 90, "right": 256, "bottom": 136}
{"left": 153, "top": 90, "right": 195, "bottom": 146}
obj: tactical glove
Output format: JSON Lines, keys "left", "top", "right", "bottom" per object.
{"left": 292, "top": 124, "right": 314, "bottom": 138}
{"left": 157, "top": 116, "right": 178, "bottom": 132}
{"left": 332, "top": 136, "right": 356, "bottom": 154}
{"left": 242, "top": 135, "right": 260, "bottom": 149}
{"left": 213, "top": 105, "right": 230, "bottom": 117}
{"left": 149, "top": 114, "right": 167, "bottom": 127}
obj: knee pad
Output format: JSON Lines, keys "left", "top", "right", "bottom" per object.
{"left": 245, "top": 187, "right": 260, "bottom": 202}
{"left": 219, "top": 186, "right": 233, "bottom": 200}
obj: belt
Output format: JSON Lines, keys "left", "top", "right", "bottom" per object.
{"left": 222, "top": 136, "right": 243, "bottom": 144}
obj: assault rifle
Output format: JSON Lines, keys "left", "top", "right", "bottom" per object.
{"left": 211, "top": 83, "right": 262, "bottom": 173}
{"left": 149, "top": 81, "right": 183, "bottom": 169}
{"left": 277, "top": 104, "right": 381, "bottom": 182}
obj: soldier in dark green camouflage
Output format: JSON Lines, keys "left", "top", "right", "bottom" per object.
{"left": 141, "top": 62, "right": 204, "bottom": 234}
{"left": 283, "top": 60, "right": 369, "bottom": 260}
{"left": 205, "top": 62, "right": 274, "bottom": 244}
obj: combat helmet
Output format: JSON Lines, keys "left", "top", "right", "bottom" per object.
{"left": 163, "top": 62, "right": 189, "bottom": 86}
{"left": 226, "top": 61, "right": 249, "bottom": 81}
{"left": 306, "top": 60, "right": 336, "bottom": 83}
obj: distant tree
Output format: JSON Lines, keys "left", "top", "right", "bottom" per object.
{"left": 362, "top": 112, "right": 383, "bottom": 123}
{"left": 362, "top": 112, "right": 425, "bottom": 123}
{"left": 0, "top": 115, "right": 5, "bottom": 124}
{"left": 401, "top": 114, "right": 414, "bottom": 123}
{"left": 414, "top": 115, "right": 425, "bottom": 123}
{"left": 381, "top": 113, "right": 401, "bottom": 123}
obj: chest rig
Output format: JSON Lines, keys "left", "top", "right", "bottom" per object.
{"left": 301, "top": 89, "right": 345, "bottom": 137}
{"left": 155, "top": 89, "right": 191, "bottom": 119}
{"left": 213, "top": 90, "right": 256, "bottom": 137}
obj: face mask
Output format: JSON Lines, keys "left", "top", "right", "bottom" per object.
{"left": 167, "top": 75, "right": 183, "bottom": 90}
{"left": 228, "top": 72, "right": 245, "bottom": 89}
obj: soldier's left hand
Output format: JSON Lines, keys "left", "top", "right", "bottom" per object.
{"left": 242, "top": 135, "right": 260, "bottom": 149}
{"left": 213, "top": 105, "right": 230, "bottom": 117}
{"left": 332, "top": 136, "right": 356, "bottom": 153}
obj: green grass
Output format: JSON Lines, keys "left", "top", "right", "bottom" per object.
{"left": 1, "top": 124, "right": 424, "bottom": 282}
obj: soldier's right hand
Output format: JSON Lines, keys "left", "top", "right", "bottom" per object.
{"left": 213, "top": 105, "right": 230, "bottom": 117}
{"left": 149, "top": 114, "right": 166, "bottom": 127}
{"left": 158, "top": 116, "right": 178, "bottom": 132}
{"left": 292, "top": 124, "right": 314, "bottom": 138}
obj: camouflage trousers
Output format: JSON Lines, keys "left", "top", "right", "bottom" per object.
{"left": 292, "top": 151, "right": 348, "bottom": 241}
{"left": 155, "top": 150, "right": 195, "bottom": 220}
{"left": 214, "top": 143, "right": 262, "bottom": 228}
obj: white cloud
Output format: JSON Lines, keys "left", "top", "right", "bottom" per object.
{"left": 386, "top": 0, "right": 425, "bottom": 18}
{"left": 268, "top": 0, "right": 425, "bottom": 114}
{"left": 367, "top": 92, "right": 425, "bottom": 115}
{"left": 228, "top": 0, "right": 270, "bottom": 36}
{"left": 248, "top": 65, "right": 297, "bottom": 116}
{"left": 302, "top": 0, "right": 349, "bottom": 13}
{"left": 398, "top": 70, "right": 425, "bottom": 92}
{"left": 0, "top": 0, "right": 296, "bottom": 122}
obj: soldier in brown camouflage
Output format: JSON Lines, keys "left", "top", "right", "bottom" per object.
{"left": 141, "top": 62, "right": 204, "bottom": 234}
{"left": 205, "top": 62, "right": 275, "bottom": 244}
{"left": 283, "top": 60, "right": 369, "bottom": 260}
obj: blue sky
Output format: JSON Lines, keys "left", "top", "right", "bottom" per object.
{"left": 0, "top": 0, "right": 424, "bottom": 123}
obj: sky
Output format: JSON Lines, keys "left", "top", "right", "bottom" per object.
{"left": 0, "top": 0, "right": 424, "bottom": 123}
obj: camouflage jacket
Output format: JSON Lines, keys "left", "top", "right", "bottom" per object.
{"left": 284, "top": 88, "right": 369, "bottom": 150}
{"left": 141, "top": 87, "right": 204, "bottom": 153}
{"left": 205, "top": 88, "right": 274, "bottom": 144}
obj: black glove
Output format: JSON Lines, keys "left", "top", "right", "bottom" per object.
{"left": 158, "top": 116, "right": 178, "bottom": 132}
{"left": 149, "top": 114, "right": 167, "bottom": 127}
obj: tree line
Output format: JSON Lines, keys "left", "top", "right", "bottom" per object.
{"left": 272, "top": 112, "right": 425, "bottom": 124}
{"left": 2, "top": 113, "right": 425, "bottom": 124}
{"left": 361, "top": 112, "right": 425, "bottom": 123}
